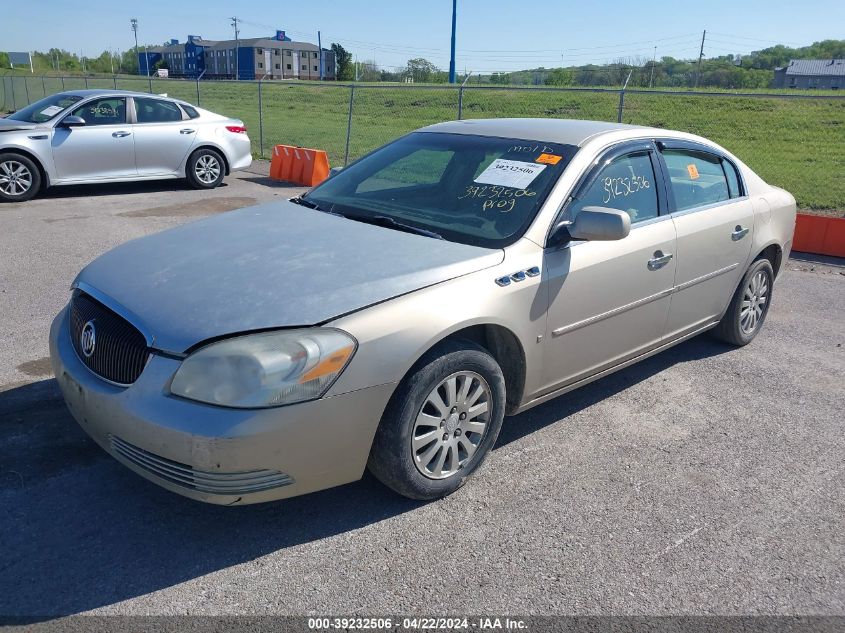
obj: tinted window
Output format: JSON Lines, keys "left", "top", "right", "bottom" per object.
{"left": 135, "top": 98, "right": 183, "bottom": 123}
{"left": 567, "top": 152, "right": 658, "bottom": 224}
{"left": 356, "top": 148, "right": 455, "bottom": 193}
{"left": 70, "top": 97, "right": 126, "bottom": 126}
{"left": 305, "top": 132, "right": 577, "bottom": 248}
{"left": 662, "top": 150, "right": 730, "bottom": 211}
{"left": 7, "top": 94, "right": 83, "bottom": 123}
{"left": 181, "top": 104, "right": 200, "bottom": 119}
{"left": 722, "top": 159, "right": 742, "bottom": 198}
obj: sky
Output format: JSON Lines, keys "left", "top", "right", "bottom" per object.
{"left": 2, "top": 0, "right": 843, "bottom": 72}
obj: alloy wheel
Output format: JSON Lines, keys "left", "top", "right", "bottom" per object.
{"left": 411, "top": 371, "right": 492, "bottom": 480}
{"left": 194, "top": 155, "right": 221, "bottom": 184}
{"left": 740, "top": 270, "right": 769, "bottom": 335}
{"left": 0, "top": 160, "right": 33, "bottom": 197}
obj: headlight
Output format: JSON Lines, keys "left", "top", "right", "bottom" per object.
{"left": 170, "top": 328, "right": 356, "bottom": 408}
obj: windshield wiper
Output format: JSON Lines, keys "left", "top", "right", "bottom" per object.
{"left": 344, "top": 214, "right": 444, "bottom": 240}
{"left": 289, "top": 196, "right": 342, "bottom": 216}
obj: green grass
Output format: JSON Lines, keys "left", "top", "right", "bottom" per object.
{"left": 2, "top": 74, "right": 843, "bottom": 209}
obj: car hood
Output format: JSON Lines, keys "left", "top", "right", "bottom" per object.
{"left": 75, "top": 201, "right": 504, "bottom": 352}
{"left": 0, "top": 118, "right": 40, "bottom": 132}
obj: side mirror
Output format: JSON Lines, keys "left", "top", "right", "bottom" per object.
{"left": 550, "top": 206, "right": 631, "bottom": 246}
{"left": 59, "top": 116, "right": 86, "bottom": 128}
{"left": 328, "top": 166, "right": 343, "bottom": 178}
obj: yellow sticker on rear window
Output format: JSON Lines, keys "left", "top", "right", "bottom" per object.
{"left": 687, "top": 163, "right": 700, "bottom": 180}
{"left": 536, "top": 153, "right": 562, "bottom": 165}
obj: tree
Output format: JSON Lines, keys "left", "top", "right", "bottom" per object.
{"left": 331, "top": 43, "right": 353, "bottom": 81}
{"left": 404, "top": 58, "right": 439, "bottom": 83}
{"left": 544, "top": 68, "right": 574, "bottom": 86}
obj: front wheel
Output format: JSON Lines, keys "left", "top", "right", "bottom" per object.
{"left": 368, "top": 340, "right": 506, "bottom": 500}
{"left": 186, "top": 148, "right": 225, "bottom": 189}
{"left": 712, "top": 258, "right": 774, "bottom": 346}
{"left": 0, "top": 153, "right": 41, "bottom": 202}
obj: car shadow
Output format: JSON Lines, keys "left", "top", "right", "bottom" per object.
{"left": 32, "top": 179, "right": 227, "bottom": 200}
{"left": 0, "top": 334, "right": 733, "bottom": 618}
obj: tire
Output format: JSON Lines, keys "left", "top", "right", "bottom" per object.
{"left": 712, "top": 258, "right": 774, "bottom": 346}
{"left": 0, "top": 153, "right": 41, "bottom": 202}
{"left": 186, "top": 148, "right": 225, "bottom": 189}
{"left": 368, "top": 340, "right": 507, "bottom": 500}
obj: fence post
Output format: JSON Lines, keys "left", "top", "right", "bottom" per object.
{"left": 258, "top": 79, "right": 265, "bottom": 159}
{"left": 458, "top": 86, "right": 464, "bottom": 120}
{"left": 196, "top": 79, "right": 200, "bottom": 105}
{"left": 344, "top": 84, "right": 356, "bottom": 167}
{"left": 24, "top": 77, "right": 30, "bottom": 105}
{"left": 42, "top": 75, "right": 47, "bottom": 97}
{"left": 617, "top": 70, "right": 632, "bottom": 123}
{"left": 148, "top": 76, "right": 153, "bottom": 93}
{"left": 84, "top": 77, "right": 89, "bottom": 89}
{"left": 61, "top": 76, "right": 65, "bottom": 90}
{"left": 9, "top": 78, "right": 15, "bottom": 110}
{"left": 113, "top": 76, "right": 117, "bottom": 89}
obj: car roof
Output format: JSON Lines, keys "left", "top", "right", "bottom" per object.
{"left": 54, "top": 89, "right": 189, "bottom": 102}
{"left": 420, "top": 118, "right": 661, "bottom": 147}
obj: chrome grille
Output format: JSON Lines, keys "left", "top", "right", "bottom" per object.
{"left": 70, "top": 291, "right": 149, "bottom": 385}
{"left": 110, "top": 435, "right": 294, "bottom": 495}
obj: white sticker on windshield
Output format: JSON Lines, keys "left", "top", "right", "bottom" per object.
{"left": 40, "top": 105, "right": 64, "bottom": 117}
{"left": 474, "top": 159, "right": 547, "bottom": 190}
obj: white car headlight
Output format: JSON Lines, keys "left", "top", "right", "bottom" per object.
{"left": 170, "top": 328, "right": 356, "bottom": 408}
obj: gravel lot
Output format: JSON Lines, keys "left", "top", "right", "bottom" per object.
{"left": 0, "top": 167, "right": 843, "bottom": 618}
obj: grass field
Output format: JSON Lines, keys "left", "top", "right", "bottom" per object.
{"left": 2, "top": 74, "right": 843, "bottom": 210}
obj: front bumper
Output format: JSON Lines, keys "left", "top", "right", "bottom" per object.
{"left": 49, "top": 307, "right": 395, "bottom": 505}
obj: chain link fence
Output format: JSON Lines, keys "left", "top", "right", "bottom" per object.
{"left": 2, "top": 74, "right": 844, "bottom": 210}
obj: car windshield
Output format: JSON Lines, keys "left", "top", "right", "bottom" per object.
{"left": 6, "top": 94, "right": 84, "bottom": 123}
{"left": 304, "top": 132, "right": 578, "bottom": 248}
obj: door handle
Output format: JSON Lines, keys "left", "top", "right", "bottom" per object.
{"left": 731, "top": 225, "right": 750, "bottom": 241}
{"left": 112, "top": 131, "right": 131, "bottom": 138}
{"left": 180, "top": 129, "right": 196, "bottom": 135}
{"left": 647, "top": 251, "right": 673, "bottom": 270}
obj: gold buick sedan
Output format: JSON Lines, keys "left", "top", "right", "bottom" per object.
{"left": 50, "top": 118, "right": 796, "bottom": 504}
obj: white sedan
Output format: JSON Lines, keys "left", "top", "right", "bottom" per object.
{"left": 0, "top": 89, "right": 252, "bottom": 202}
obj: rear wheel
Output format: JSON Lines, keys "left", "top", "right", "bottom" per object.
{"left": 368, "top": 340, "right": 506, "bottom": 500}
{"left": 0, "top": 153, "right": 41, "bottom": 202}
{"left": 712, "top": 258, "right": 774, "bottom": 346}
{"left": 186, "top": 148, "right": 225, "bottom": 189}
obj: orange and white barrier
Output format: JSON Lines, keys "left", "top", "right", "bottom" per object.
{"left": 269, "top": 144, "right": 331, "bottom": 187}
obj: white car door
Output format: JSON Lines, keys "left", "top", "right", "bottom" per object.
{"left": 131, "top": 97, "right": 198, "bottom": 175}
{"left": 51, "top": 96, "right": 137, "bottom": 181}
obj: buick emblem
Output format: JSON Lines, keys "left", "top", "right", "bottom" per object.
{"left": 80, "top": 320, "right": 96, "bottom": 358}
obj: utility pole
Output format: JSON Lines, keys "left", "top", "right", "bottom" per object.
{"left": 448, "top": 0, "right": 457, "bottom": 83}
{"left": 130, "top": 18, "right": 143, "bottom": 76}
{"left": 318, "top": 30, "right": 323, "bottom": 80}
{"left": 230, "top": 16, "right": 240, "bottom": 80}
{"left": 649, "top": 45, "right": 656, "bottom": 88}
{"left": 695, "top": 29, "right": 706, "bottom": 88}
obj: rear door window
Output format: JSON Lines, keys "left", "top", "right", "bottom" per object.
{"left": 662, "top": 150, "right": 730, "bottom": 211}
{"left": 134, "top": 98, "right": 184, "bottom": 123}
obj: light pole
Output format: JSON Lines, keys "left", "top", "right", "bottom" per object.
{"left": 130, "top": 18, "right": 149, "bottom": 76}
{"left": 449, "top": 0, "right": 457, "bottom": 84}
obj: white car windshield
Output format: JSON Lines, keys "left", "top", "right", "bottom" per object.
{"left": 6, "top": 94, "right": 84, "bottom": 123}
{"left": 305, "top": 132, "right": 578, "bottom": 248}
